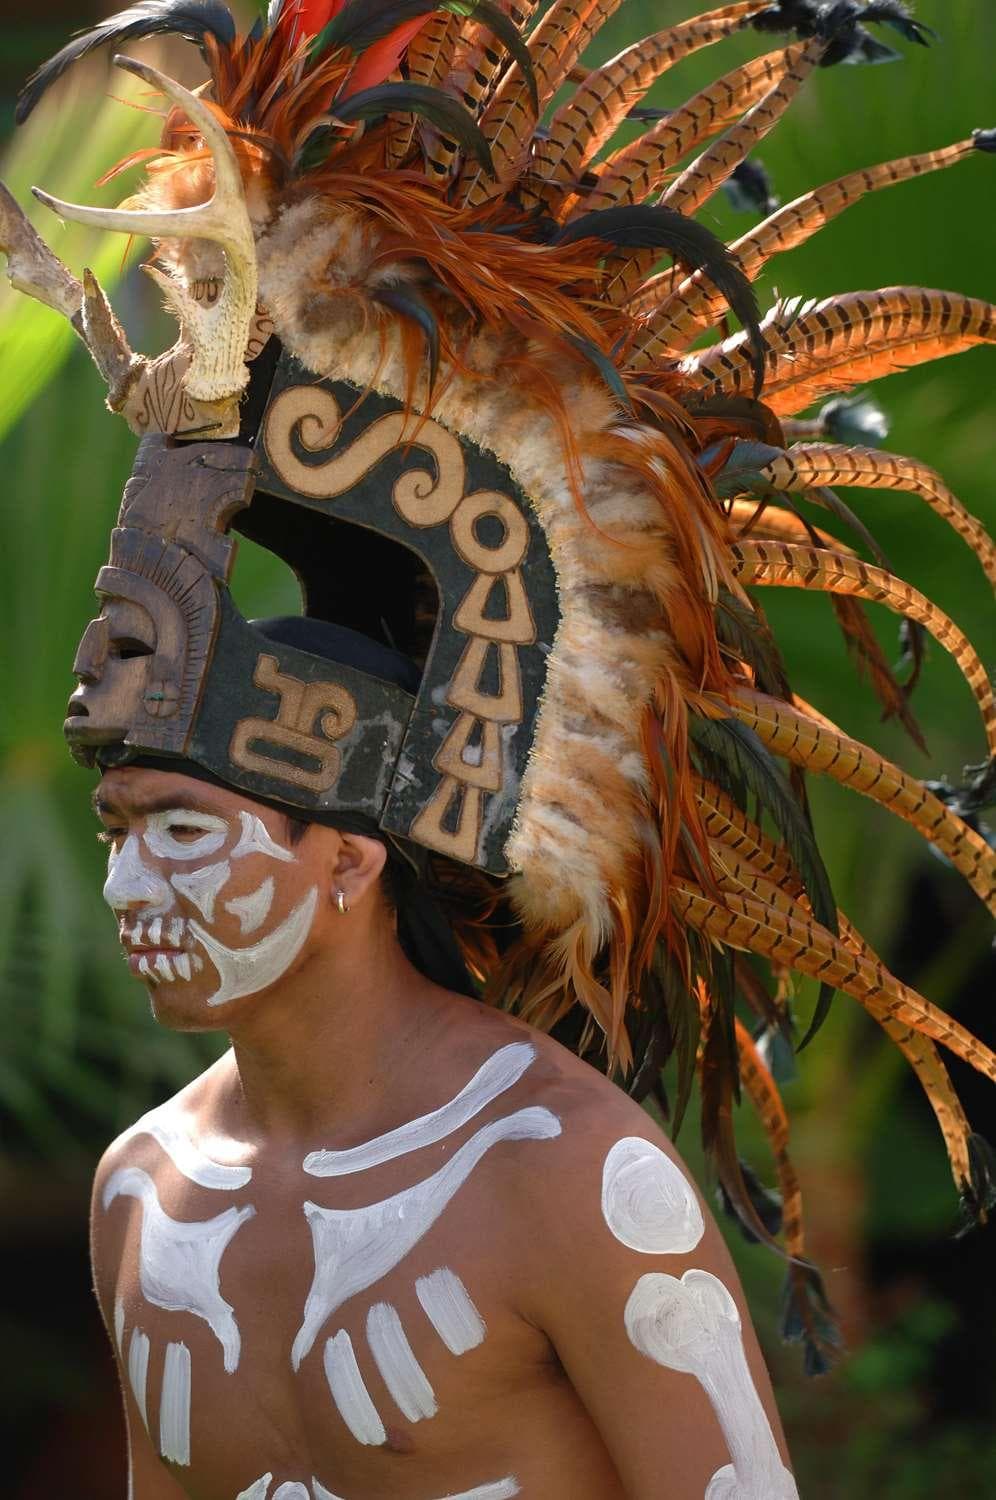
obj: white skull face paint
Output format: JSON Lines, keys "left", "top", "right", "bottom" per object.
{"left": 104, "top": 834, "right": 174, "bottom": 916}
{"left": 225, "top": 876, "right": 275, "bottom": 935}
{"left": 194, "top": 887, "right": 320, "bottom": 1008}
{"left": 232, "top": 811, "right": 296, "bottom": 863}
{"left": 172, "top": 861, "right": 232, "bottom": 922}
{"left": 103, "top": 802, "right": 317, "bottom": 1009}
{"left": 144, "top": 810, "right": 230, "bottom": 861}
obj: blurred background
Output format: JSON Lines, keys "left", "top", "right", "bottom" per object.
{"left": 1, "top": 1, "right": 993, "bottom": 1494}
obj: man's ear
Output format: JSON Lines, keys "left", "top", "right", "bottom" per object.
{"left": 330, "top": 831, "right": 388, "bottom": 911}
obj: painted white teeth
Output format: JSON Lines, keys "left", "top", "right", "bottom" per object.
{"left": 155, "top": 953, "right": 175, "bottom": 983}
{"left": 148, "top": 917, "right": 163, "bottom": 947}
{"left": 138, "top": 955, "right": 157, "bottom": 984}
{"left": 174, "top": 952, "right": 192, "bottom": 981}
{"left": 169, "top": 918, "right": 185, "bottom": 947}
{"left": 192, "top": 954, "right": 204, "bottom": 974}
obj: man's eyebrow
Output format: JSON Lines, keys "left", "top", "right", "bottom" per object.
{"left": 90, "top": 789, "right": 227, "bottom": 818}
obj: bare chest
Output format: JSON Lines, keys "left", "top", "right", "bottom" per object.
{"left": 104, "top": 1100, "right": 587, "bottom": 1500}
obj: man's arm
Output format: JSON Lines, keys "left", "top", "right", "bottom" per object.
{"left": 90, "top": 1144, "right": 190, "bottom": 1500}
{"left": 516, "top": 1104, "right": 796, "bottom": 1500}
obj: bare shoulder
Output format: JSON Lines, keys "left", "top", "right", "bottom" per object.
{"left": 487, "top": 1025, "right": 740, "bottom": 1312}
{"left": 513, "top": 1027, "right": 696, "bottom": 1204}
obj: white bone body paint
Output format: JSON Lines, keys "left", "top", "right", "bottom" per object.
{"left": 367, "top": 1301, "right": 438, "bottom": 1421}
{"left": 232, "top": 810, "right": 295, "bottom": 862}
{"left": 237, "top": 1479, "right": 518, "bottom": 1500}
{"left": 128, "top": 1326, "right": 151, "bottom": 1429}
{"left": 226, "top": 876, "right": 276, "bottom": 935}
{"left": 171, "top": 861, "right": 232, "bottom": 922}
{"left": 194, "top": 886, "right": 318, "bottom": 1008}
{"left": 114, "top": 1104, "right": 252, "bottom": 1189}
{"left": 293, "top": 1106, "right": 560, "bottom": 1368}
{"left": 441, "top": 1483, "right": 520, "bottom": 1499}
{"left": 103, "top": 1165, "right": 254, "bottom": 1372}
{"left": 159, "top": 1340, "right": 192, "bottom": 1464}
{"left": 236, "top": 1478, "right": 272, "bottom": 1500}
{"left": 625, "top": 1270, "right": 798, "bottom": 1499}
{"left": 601, "top": 1137, "right": 704, "bottom": 1255}
{"left": 304, "top": 1042, "right": 536, "bottom": 1177}
{"left": 416, "top": 1268, "right": 487, "bottom": 1355}
{"left": 114, "top": 1295, "right": 126, "bottom": 1353}
{"left": 323, "top": 1330, "right": 387, "bottom": 1446}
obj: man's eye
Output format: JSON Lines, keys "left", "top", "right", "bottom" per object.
{"left": 97, "top": 829, "right": 125, "bottom": 846}
{"left": 168, "top": 825, "right": 216, "bottom": 841}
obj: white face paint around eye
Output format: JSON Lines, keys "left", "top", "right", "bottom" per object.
{"left": 144, "top": 809, "right": 230, "bottom": 862}
{"left": 601, "top": 1137, "right": 704, "bottom": 1255}
{"left": 625, "top": 1269, "right": 798, "bottom": 1500}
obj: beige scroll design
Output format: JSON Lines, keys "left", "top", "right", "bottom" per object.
{"left": 263, "top": 386, "right": 537, "bottom": 863}
{"left": 230, "top": 653, "right": 358, "bottom": 794}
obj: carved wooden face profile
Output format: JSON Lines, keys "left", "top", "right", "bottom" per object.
{"left": 64, "top": 354, "right": 560, "bottom": 876}
{"left": 65, "top": 438, "right": 256, "bottom": 761}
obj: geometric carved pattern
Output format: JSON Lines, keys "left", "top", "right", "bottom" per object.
{"left": 263, "top": 384, "right": 539, "bottom": 864}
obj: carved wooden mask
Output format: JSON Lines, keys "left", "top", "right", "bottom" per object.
{"left": 66, "top": 353, "right": 560, "bottom": 875}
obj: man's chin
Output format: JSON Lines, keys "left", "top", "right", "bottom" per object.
{"left": 143, "top": 975, "right": 228, "bottom": 1033}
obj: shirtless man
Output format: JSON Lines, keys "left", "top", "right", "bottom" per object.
{"left": 91, "top": 765, "right": 796, "bottom": 1500}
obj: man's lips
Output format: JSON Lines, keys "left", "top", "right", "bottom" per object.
{"left": 121, "top": 917, "right": 203, "bottom": 983}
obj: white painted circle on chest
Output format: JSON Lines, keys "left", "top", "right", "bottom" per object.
{"left": 601, "top": 1136, "right": 704, "bottom": 1254}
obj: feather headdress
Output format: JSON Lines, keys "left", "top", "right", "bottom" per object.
{"left": 5, "top": 0, "right": 994, "bottom": 1371}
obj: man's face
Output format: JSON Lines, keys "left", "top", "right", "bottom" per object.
{"left": 94, "top": 767, "right": 325, "bottom": 1028}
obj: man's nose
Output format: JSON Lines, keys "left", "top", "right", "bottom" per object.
{"left": 103, "top": 833, "right": 174, "bottom": 915}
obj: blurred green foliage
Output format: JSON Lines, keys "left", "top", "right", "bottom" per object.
{"left": 1, "top": 1, "right": 993, "bottom": 1493}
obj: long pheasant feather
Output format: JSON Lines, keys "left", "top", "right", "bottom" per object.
{"left": 581, "top": 45, "right": 802, "bottom": 214}
{"left": 729, "top": 689, "right": 996, "bottom": 910}
{"left": 534, "top": 1, "right": 772, "bottom": 203}
{"left": 675, "top": 882, "right": 996, "bottom": 1083}
{"left": 728, "top": 540, "right": 996, "bottom": 752}
{"left": 385, "top": 10, "right": 463, "bottom": 169}
{"left": 659, "top": 36, "right": 824, "bottom": 219}
{"left": 680, "top": 288, "right": 996, "bottom": 412}
{"left": 758, "top": 445, "right": 996, "bottom": 587}
{"left": 459, "top": 0, "right": 623, "bottom": 207}
{"left": 642, "top": 135, "right": 988, "bottom": 341}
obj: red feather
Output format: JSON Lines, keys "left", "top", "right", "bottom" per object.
{"left": 338, "top": 16, "right": 432, "bottom": 98}
{"left": 288, "top": 0, "right": 348, "bottom": 42}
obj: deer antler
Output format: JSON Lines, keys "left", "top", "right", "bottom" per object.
{"left": 32, "top": 54, "right": 258, "bottom": 408}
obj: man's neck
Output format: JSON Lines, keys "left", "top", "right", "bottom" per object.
{"left": 222, "top": 918, "right": 457, "bottom": 1149}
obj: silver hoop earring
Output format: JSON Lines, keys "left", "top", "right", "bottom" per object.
{"left": 335, "top": 888, "right": 350, "bottom": 915}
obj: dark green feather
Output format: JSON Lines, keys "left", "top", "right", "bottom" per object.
{"left": 555, "top": 205, "right": 766, "bottom": 395}
{"left": 564, "top": 334, "right": 633, "bottom": 412}
{"left": 373, "top": 283, "right": 440, "bottom": 394}
{"left": 16, "top": 0, "right": 236, "bottom": 123}
{"left": 689, "top": 713, "right": 839, "bottom": 1049}
{"left": 331, "top": 83, "right": 495, "bottom": 176}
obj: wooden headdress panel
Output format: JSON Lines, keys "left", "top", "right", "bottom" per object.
{"left": 65, "top": 353, "right": 560, "bottom": 876}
